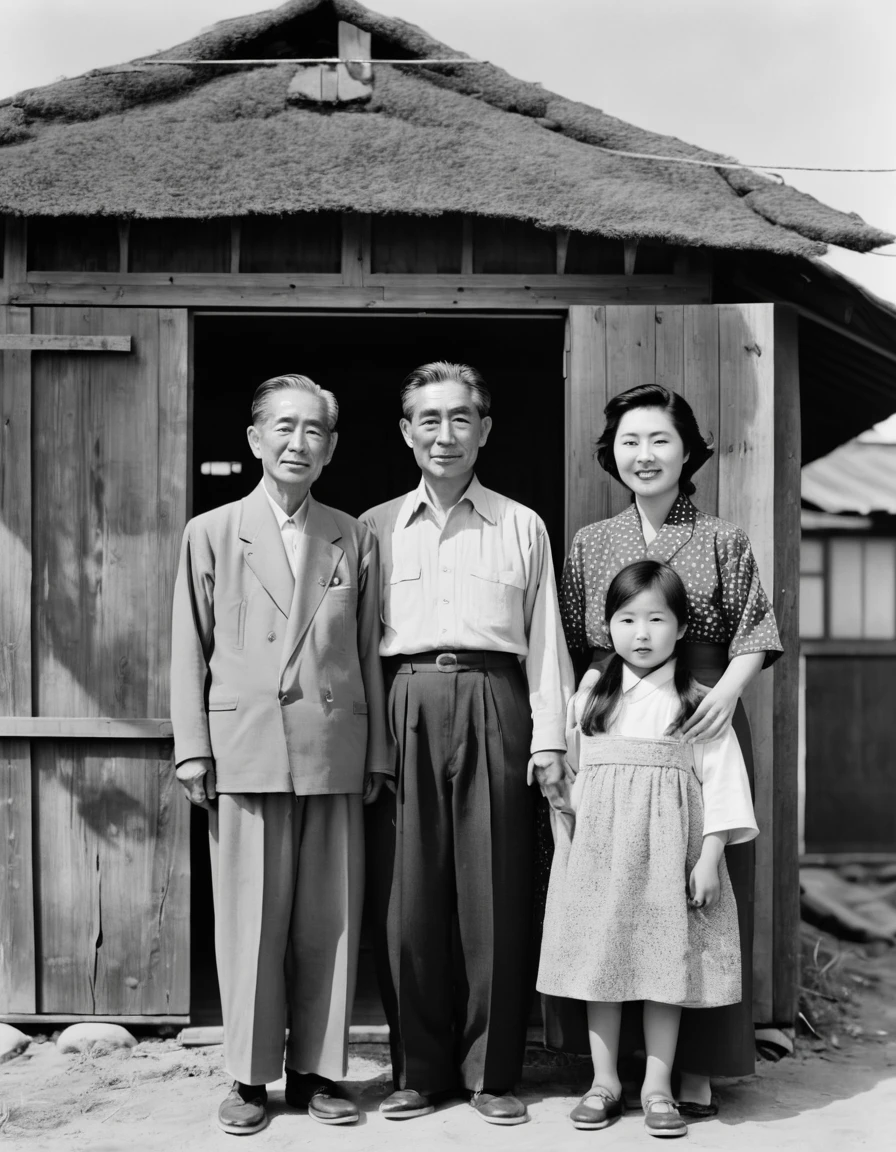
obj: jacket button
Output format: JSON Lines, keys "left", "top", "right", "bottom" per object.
{"left": 267, "top": 631, "right": 276, "bottom": 642}
{"left": 331, "top": 576, "right": 341, "bottom": 586}
{"left": 318, "top": 576, "right": 326, "bottom": 586}
{"left": 324, "top": 691, "right": 333, "bottom": 703}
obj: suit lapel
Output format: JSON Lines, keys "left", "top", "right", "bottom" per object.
{"left": 279, "top": 497, "right": 345, "bottom": 679}
{"left": 239, "top": 483, "right": 294, "bottom": 618}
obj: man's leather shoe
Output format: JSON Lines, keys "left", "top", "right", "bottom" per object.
{"left": 285, "top": 1071, "right": 359, "bottom": 1125}
{"left": 569, "top": 1087, "right": 624, "bottom": 1130}
{"left": 379, "top": 1088, "right": 434, "bottom": 1119}
{"left": 471, "top": 1091, "right": 529, "bottom": 1125}
{"left": 217, "top": 1082, "right": 268, "bottom": 1135}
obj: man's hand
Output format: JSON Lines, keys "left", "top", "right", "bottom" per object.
{"left": 175, "top": 757, "right": 217, "bottom": 809}
{"left": 529, "top": 750, "right": 573, "bottom": 814}
{"left": 363, "top": 772, "right": 396, "bottom": 806}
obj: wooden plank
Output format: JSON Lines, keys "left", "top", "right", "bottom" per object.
{"left": 771, "top": 304, "right": 801, "bottom": 1023}
{"left": 0, "top": 302, "right": 35, "bottom": 1013}
{"left": 623, "top": 239, "right": 638, "bottom": 276}
{"left": 230, "top": 220, "right": 241, "bottom": 275}
{"left": 0, "top": 718, "right": 173, "bottom": 738}
{"left": 717, "top": 302, "right": 776, "bottom": 1025}
{"left": 36, "top": 739, "right": 190, "bottom": 1014}
{"left": 556, "top": 230, "right": 570, "bottom": 275}
{"left": 566, "top": 306, "right": 609, "bottom": 547}
{"left": 682, "top": 305, "right": 720, "bottom": 515}
{"left": 461, "top": 217, "right": 474, "bottom": 275}
{"left": 26, "top": 271, "right": 345, "bottom": 287}
{"left": 0, "top": 334, "right": 131, "bottom": 351}
{"left": 341, "top": 215, "right": 365, "bottom": 286}
{"left": 1, "top": 216, "right": 27, "bottom": 303}
{"left": 117, "top": 221, "right": 130, "bottom": 274}
{"left": 605, "top": 305, "right": 656, "bottom": 515}
{"left": 1, "top": 1013, "right": 190, "bottom": 1024}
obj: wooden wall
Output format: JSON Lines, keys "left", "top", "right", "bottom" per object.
{"left": 566, "top": 304, "right": 800, "bottom": 1025}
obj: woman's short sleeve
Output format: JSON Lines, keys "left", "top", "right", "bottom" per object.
{"left": 721, "top": 530, "right": 783, "bottom": 667}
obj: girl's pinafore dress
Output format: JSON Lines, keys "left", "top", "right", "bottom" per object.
{"left": 537, "top": 733, "right": 741, "bottom": 1007}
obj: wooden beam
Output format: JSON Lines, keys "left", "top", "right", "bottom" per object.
{"left": 556, "top": 229, "right": 571, "bottom": 275}
{"left": 2, "top": 216, "right": 27, "bottom": 302}
{"left": 230, "top": 219, "right": 242, "bottom": 275}
{"left": 0, "top": 717, "right": 173, "bottom": 738}
{"left": 623, "top": 239, "right": 639, "bottom": 276}
{"left": 341, "top": 214, "right": 365, "bottom": 286}
{"left": 461, "top": 216, "right": 474, "bottom": 275}
{"left": 0, "top": 1012, "right": 190, "bottom": 1024}
{"left": 0, "top": 334, "right": 131, "bottom": 351}
{"left": 117, "top": 219, "right": 130, "bottom": 273}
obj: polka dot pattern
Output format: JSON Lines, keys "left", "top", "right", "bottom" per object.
{"left": 560, "top": 494, "right": 783, "bottom": 664}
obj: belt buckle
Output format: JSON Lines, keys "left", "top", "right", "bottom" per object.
{"left": 435, "top": 652, "right": 458, "bottom": 672}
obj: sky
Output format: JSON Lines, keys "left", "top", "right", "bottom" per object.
{"left": 1, "top": 0, "right": 895, "bottom": 304}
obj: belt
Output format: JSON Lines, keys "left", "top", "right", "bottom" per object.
{"left": 383, "top": 650, "right": 520, "bottom": 674}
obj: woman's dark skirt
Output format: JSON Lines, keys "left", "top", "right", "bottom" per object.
{"left": 540, "top": 641, "right": 756, "bottom": 1078}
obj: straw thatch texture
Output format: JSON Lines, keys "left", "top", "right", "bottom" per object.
{"left": 0, "top": 0, "right": 890, "bottom": 256}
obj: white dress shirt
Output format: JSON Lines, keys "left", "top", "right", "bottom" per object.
{"left": 567, "top": 659, "right": 758, "bottom": 844}
{"left": 361, "top": 475, "right": 575, "bottom": 754}
{"left": 262, "top": 482, "right": 309, "bottom": 577}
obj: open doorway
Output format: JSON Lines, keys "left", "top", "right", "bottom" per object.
{"left": 188, "top": 311, "right": 567, "bottom": 1024}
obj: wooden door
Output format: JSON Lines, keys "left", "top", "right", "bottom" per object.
{"left": 0, "top": 306, "right": 190, "bottom": 1019}
{"left": 565, "top": 304, "right": 800, "bottom": 1025}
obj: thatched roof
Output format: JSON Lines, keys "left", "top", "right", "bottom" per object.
{"left": 0, "top": 0, "right": 891, "bottom": 257}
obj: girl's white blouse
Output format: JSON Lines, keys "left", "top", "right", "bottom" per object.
{"left": 567, "top": 659, "right": 759, "bottom": 845}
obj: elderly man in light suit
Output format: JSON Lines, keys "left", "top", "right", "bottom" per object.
{"left": 171, "top": 374, "right": 389, "bottom": 1136}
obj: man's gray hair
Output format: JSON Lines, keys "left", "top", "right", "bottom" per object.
{"left": 400, "top": 361, "right": 491, "bottom": 420}
{"left": 251, "top": 373, "right": 339, "bottom": 432}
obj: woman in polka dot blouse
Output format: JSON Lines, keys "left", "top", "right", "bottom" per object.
{"left": 554, "top": 383, "right": 782, "bottom": 1117}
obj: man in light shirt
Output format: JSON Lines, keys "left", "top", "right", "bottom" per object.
{"left": 171, "top": 374, "right": 388, "bottom": 1136}
{"left": 361, "top": 361, "right": 574, "bottom": 1126}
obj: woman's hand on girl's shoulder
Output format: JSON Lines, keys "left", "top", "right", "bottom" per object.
{"left": 678, "top": 682, "right": 736, "bottom": 744}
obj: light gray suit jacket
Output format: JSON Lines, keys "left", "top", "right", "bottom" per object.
{"left": 170, "top": 482, "right": 389, "bottom": 794}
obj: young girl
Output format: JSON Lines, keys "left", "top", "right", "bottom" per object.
{"left": 537, "top": 560, "right": 758, "bottom": 1138}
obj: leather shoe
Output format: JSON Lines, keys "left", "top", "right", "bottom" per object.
{"left": 379, "top": 1088, "right": 434, "bottom": 1119}
{"left": 677, "top": 1094, "right": 719, "bottom": 1119}
{"left": 569, "top": 1087, "right": 624, "bottom": 1130}
{"left": 643, "top": 1095, "right": 687, "bottom": 1138}
{"left": 471, "top": 1091, "right": 529, "bottom": 1125}
{"left": 217, "top": 1082, "right": 268, "bottom": 1135}
{"left": 285, "top": 1071, "right": 359, "bottom": 1125}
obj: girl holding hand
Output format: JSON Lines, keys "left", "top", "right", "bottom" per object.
{"left": 537, "top": 560, "right": 758, "bottom": 1137}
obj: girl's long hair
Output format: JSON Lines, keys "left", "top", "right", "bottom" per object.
{"left": 579, "top": 560, "right": 704, "bottom": 735}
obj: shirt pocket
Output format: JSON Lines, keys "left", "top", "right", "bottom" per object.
{"left": 383, "top": 564, "right": 423, "bottom": 630}
{"left": 468, "top": 568, "right": 526, "bottom": 629}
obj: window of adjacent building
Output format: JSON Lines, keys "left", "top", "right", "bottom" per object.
{"left": 801, "top": 535, "right": 896, "bottom": 640}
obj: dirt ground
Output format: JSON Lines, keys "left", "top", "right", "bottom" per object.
{"left": 2, "top": 928, "right": 894, "bottom": 1152}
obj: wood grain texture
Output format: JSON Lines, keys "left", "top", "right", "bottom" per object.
{"left": 29, "top": 306, "right": 190, "bottom": 1015}
{"left": 682, "top": 305, "right": 720, "bottom": 515}
{"left": 36, "top": 740, "right": 189, "bottom": 1014}
{"left": 0, "top": 303, "right": 35, "bottom": 1013}
{"left": 565, "top": 306, "right": 609, "bottom": 548}
{"left": 605, "top": 305, "right": 657, "bottom": 515}
{"left": 0, "top": 718, "right": 172, "bottom": 738}
{"left": 717, "top": 303, "right": 777, "bottom": 1024}
{"left": 0, "top": 334, "right": 131, "bottom": 351}
{"left": 771, "top": 305, "right": 801, "bottom": 1022}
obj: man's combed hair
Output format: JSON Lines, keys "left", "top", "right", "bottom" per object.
{"left": 250, "top": 373, "right": 339, "bottom": 432}
{"left": 595, "top": 384, "right": 713, "bottom": 497}
{"left": 400, "top": 361, "right": 491, "bottom": 419}
{"left": 579, "top": 560, "right": 704, "bottom": 736}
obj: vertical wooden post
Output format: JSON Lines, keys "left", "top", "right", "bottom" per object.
{"left": 2, "top": 216, "right": 27, "bottom": 300}
{"left": 230, "top": 220, "right": 242, "bottom": 275}
{"left": 0, "top": 301, "right": 36, "bottom": 1012}
{"left": 556, "top": 229, "right": 570, "bottom": 275}
{"left": 623, "top": 238, "right": 638, "bottom": 276}
{"left": 565, "top": 306, "right": 609, "bottom": 548}
{"left": 117, "top": 220, "right": 130, "bottom": 274}
{"left": 461, "top": 216, "right": 474, "bottom": 275}
{"left": 341, "top": 213, "right": 366, "bottom": 286}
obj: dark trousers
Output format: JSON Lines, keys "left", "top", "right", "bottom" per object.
{"left": 366, "top": 659, "right": 534, "bottom": 1095}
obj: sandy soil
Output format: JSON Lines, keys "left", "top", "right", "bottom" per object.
{"left": 2, "top": 935, "right": 894, "bottom": 1152}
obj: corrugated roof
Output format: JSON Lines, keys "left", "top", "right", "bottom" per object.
{"left": 802, "top": 440, "right": 896, "bottom": 514}
{"left": 0, "top": 0, "right": 891, "bottom": 257}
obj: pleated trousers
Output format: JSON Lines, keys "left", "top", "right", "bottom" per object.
{"left": 209, "top": 792, "right": 363, "bottom": 1086}
{"left": 366, "top": 660, "right": 535, "bottom": 1096}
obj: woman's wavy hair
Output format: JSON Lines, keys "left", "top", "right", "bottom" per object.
{"left": 579, "top": 560, "right": 703, "bottom": 736}
{"left": 595, "top": 384, "right": 714, "bottom": 497}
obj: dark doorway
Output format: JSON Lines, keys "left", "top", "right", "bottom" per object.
{"left": 188, "top": 311, "right": 567, "bottom": 1024}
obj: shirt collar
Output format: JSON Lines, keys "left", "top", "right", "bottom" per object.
{"left": 262, "top": 481, "right": 309, "bottom": 532}
{"left": 402, "top": 474, "right": 496, "bottom": 527}
{"left": 621, "top": 656, "right": 678, "bottom": 695}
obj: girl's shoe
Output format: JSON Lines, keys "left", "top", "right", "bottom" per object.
{"left": 642, "top": 1095, "right": 687, "bottom": 1138}
{"left": 569, "top": 1087, "right": 625, "bottom": 1130}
